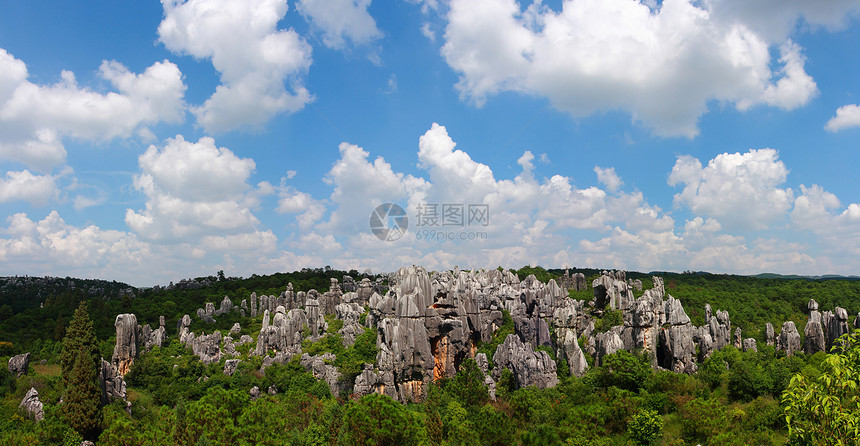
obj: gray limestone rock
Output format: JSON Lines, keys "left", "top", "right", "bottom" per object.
{"left": 191, "top": 331, "right": 223, "bottom": 365}
{"left": 804, "top": 318, "right": 826, "bottom": 354}
{"left": 742, "top": 338, "right": 757, "bottom": 352}
{"left": 250, "top": 386, "right": 261, "bottom": 400}
{"left": 99, "top": 359, "right": 127, "bottom": 404}
{"left": 229, "top": 323, "right": 241, "bottom": 336}
{"left": 8, "top": 352, "right": 29, "bottom": 377}
{"left": 777, "top": 321, "right": 802, "bottom": 356}
{"left": 733, "top": 327, "right": 743, "bottom": 349}
{"left": 112, "top": 313, "right": 139, "bottom": 376}
{"left": 300, "top": 353, "right": 343, "bottom": 396}
{"left": 223, "top": 359, "right": 241, "bottom": 376}
{"left": 765, "top": 323, "right": 775, "bottom": 346}
{"left": 19, "top": 387, "right": 44, "bottom": 421}
{"left": 557, "top": 327, "right": 588, "bottom": 377}
{"left": 178, "top": 314, "right": 192, "bottom": 344}
{"left": 492, "top": 334, "right": 558, "bottom": 389}
{"left": 659, "top": 325, "right": 697, "bottom": 374}
{"left": 217, "top": 295, "right": 234, "bottom": 315}
{"left": 254, "top": 307, "right": 307, "bottom": 356}
{"left": 595, "top": 326, "right": 624, "bottom": 366}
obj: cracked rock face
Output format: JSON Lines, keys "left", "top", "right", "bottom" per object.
{"left": 100, "top": 359, "right": 127, "bottom": 404}
{"left": 8, "top": 352, "right": 29, "bottom": 377}
{"left": 112, "top": 313, "right": 139, "bottom": 376}
{"left": 492, "top": 334, "right": 558, "bottom": 389}
{"left": 777, "top": 321, "right": 802, "bottom": 356}
{"left": 19, "top": 387, "right": 44, "bottom": 421}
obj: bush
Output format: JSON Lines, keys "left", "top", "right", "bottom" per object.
{"left": 628, "top": 409, "right": 663, "bottom": 445}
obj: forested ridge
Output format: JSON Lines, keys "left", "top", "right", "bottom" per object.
{"left": 1, "top": 266, "right": 859, "bottom": 445}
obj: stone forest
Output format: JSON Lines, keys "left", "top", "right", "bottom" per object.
{"left": 2, "top": 266, "right": 860, "bottom": 445}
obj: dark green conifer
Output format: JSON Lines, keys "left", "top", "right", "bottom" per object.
{"left": 63, "top": 347, "right": 102, "bottom": 440}
{"left": 60, "top": 301, "right": 103, "bottom": 439}
{"left": 60, "top": 301, "right": 100, "bottom": 389}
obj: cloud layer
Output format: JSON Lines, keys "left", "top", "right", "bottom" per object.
{"left": 440, "top": 0, "right": 826, "bottom": 137}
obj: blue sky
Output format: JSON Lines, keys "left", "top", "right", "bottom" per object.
{"left": 1, "top": 0, "right": 859, "bottom": 286}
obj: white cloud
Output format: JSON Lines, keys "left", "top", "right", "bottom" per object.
{"left": 297, "top": 0, "right": 382, "bottom": 49}
{"left": 159, "top": 0, "right": 312, "bottom": 133}
{"left": 825, "top": 104, "right": 860, "bottom": 132}
{"left": 0, "top": 170, "right": 57, "bottom": 206}
{"left": 668, "top": 148, "right": 793, "bottom": 230}
{"left": 0, "top": 48, "right": 186, "bottom": 171}
{"left": 440, "top": 0, "right": 823, "bottom": 137}
{"left": 421, "top": 22, "right": 436, "bottom": 41}
{"left": 125, "top": 135, "right": 266, "bottom": 243}
{"left": 594, "top": 166, "right": 623, "bottom": 192}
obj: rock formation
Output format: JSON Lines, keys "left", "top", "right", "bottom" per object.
{"left": 112, "top": 313, "right": 139, "bottom": 376}
{"left": 777, "top": 321, "right": 802, "bottom": 356}
{"left": 492, "top": 334, "right": 558, "bottom": 389}
{"left": 19, "top": 387, "right": 43, "bottom": 421}
{"left": 8, "top": 352, "right": 29, "bottom": 377}
{"left": 224, "top": 359, "right": 241, "bottom": 376}
{"left": 99, "top": 359, "right": 127, "bottom": 404}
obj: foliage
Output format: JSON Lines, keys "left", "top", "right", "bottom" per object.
{"left": 60, "top": 302, "right": 99, "bottom": 389}
{"left": 783, "top": 329, "right": 860, "bottom": 445}
{"left": 62, "top": 348, "right": 102, "bottom": 440}
{"left": 596, "top": 350, "right": 651, "bottom": 391}
{"left": 628, "top": 409, "right": 663, "bottom": 445}
{"left": 340, "top": 393, "right": 428, "bottom": 446}
{"left": 593, "top": 309, "right": 623, "bottom": 333}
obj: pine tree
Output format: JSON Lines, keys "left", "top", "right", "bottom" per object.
{"left": 63, "top": 347, "right": 102, "bottom": 440}
{"left": 60, "top": 300, "right": 103, "bottom": 439}
{"left": 60, "top": 301, "right": 99, "bottom": 389}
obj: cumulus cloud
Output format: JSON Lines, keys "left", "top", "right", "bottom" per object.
{"left": 668, "top": 148, "right": 793, "bottom": 230}
{"left": 306, "top": 122, "right": 679, "bottom": 273}
{"left": 0, "top": 211, "right": 152, "bottom": 277}
{"left": 0, "top": 170, "right": 57, "bottom": 206}
{"left": 439, "top": 0, "right": 823, "bottom": 137}
{"left": 125, "top": 136, "right": 271, "bottom": 251}
{"left": 594, "top": 166, "right": 623, "bottom": 192}
{"left": 159, "top": 0, "right": 312, "bottom": 133}
{"left": 825, "top": 104, "right": 860, "bottom": 132}
{"left": 0, "top": 48, "right": 186, "bottom": 171}
{"left": 297, "top": 0, "right": 382, "bottom": 49}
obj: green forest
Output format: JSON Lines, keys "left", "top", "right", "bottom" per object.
{"left": 1, "top": 267, "right": 859, "bottom": 445}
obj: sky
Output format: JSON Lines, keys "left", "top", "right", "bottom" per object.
{"left": 1, "top": 0, "right": 860, "bottom": 287}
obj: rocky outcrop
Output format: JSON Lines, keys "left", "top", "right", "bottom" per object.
{"left": 112, "top": 313, "right": 139, "bottom": 376}
{"left": 824, "top": 307, "right": 852, "bottom": 351}
{"left": 592, "top": 271, "right": 634, "bottom": 310}
{"left": 8, "top": 352, "right": 29, "bottom": 377}
{"left": 777, "top": 321, "right": 802, "bottom": 356}
{"left": 19, "top": 387, "right": 44, "bottom": 421}
{"left": 177, "top": 314, "right": 192, "bottom": 344}
{"left": 190, "top": 331, "right": 223, "bottom": 365}
{"left": 765, "top": 323, "right": 775, "bottom": 346}
{"left": 99, "top": 359, "right": 127, "bottom": 404}
{"left": 336, "top": 302, "right": 366, "bottom": 347}
{"left": 742, "top": 338, "right": 757, "bottom": 352}
{"left": 804, "top": 300, "right": 826, "bottom": 354}
{"left": 300, "top": 353, "right": 343, "bottom": 396}
{"left": 254, "top": 307, "right": 307, "bottom": 356}
{"left": 141, "top": 316, "right": 166, "bottom": 352}
{"left": 224, "top": 359, "right": 241, "bottom": 376}
{"left": 492, "top": 334, "right": 558, "bottom": 389}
